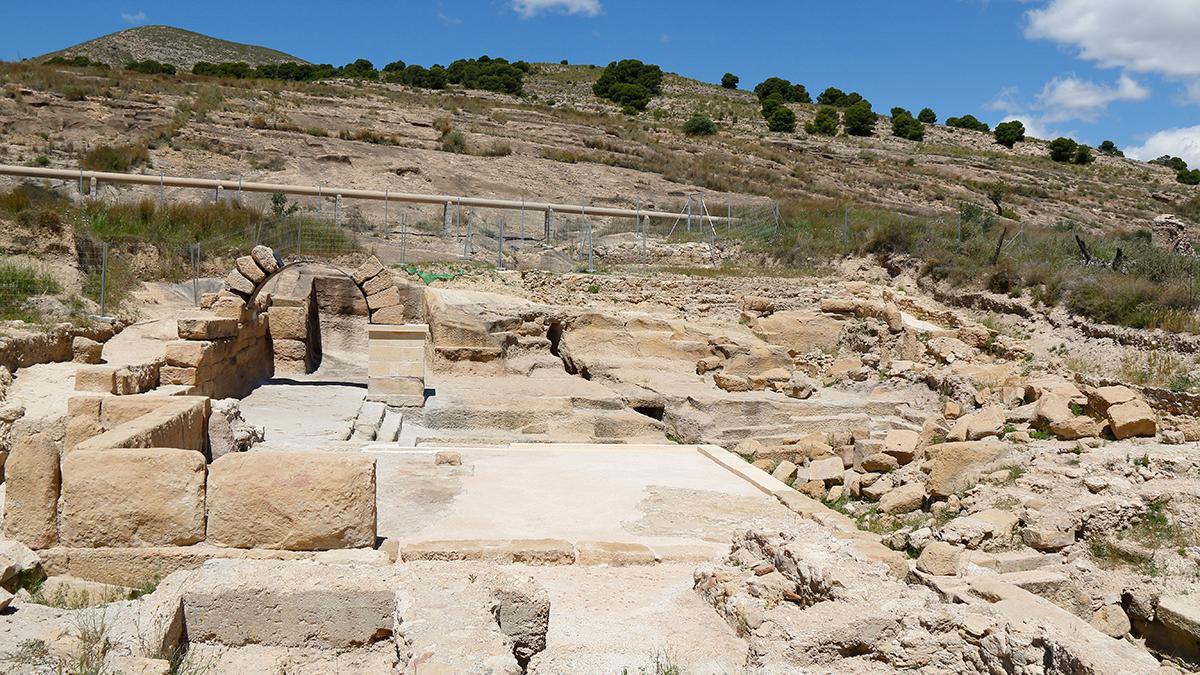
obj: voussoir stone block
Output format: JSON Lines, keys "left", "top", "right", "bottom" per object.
{"left": 235, "top": 255, "right": 266, "bottom": 284}
{"left": 223, "top": 270, "right": 256, "bottom": 297}
{"left": 60, "top": 449, "right": 207, "bottom": 548}
{"left": 351, "top": 256, "right": 384, "bottom": 285}
{"left": 251, "top": 245, "right": 281, "bottom": 274}
{"left": 206, "top": 452, "right": 376, "bottom": 550}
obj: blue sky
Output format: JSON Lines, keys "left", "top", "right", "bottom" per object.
{"left": 4, "top": 0, "right": 1200, "bottom": 164}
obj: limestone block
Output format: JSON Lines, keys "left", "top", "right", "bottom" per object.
{"left": 361, "top": 270, "right": 395, "bottom": 296}
{"left": 947, "top": 406, "right": 1004, "bottom": 442}
{"left": 60, "top": 449, "right": 206, "bottom": 547}
{"left": 75, "top": 365, "right": 116, "bottom": 393}
{"left": 366, "top": 285, "right": 401, "bottom": 311}
{"left": 177, "top": 315, "right": 238, "bottom": 340}
{"left": 879, "top": 482, "right": 924, "bottom": 514}
{"left": 314, "top": 276, "right": 367, "bottom": 316}
{"left": 272, "top": 338, "right": 308, "bottom": 361}
{"left": 916, "top": 541, "right": 962, "bottom": 576}
{"left": 1107, "top": 399, "right": 1156, "bottom": 439}
{"left": 75, "top": 398, "right": 209, "bottom": 453}
{"left": 235, "top": 255, "right": 266, "bottom": 284}
{"left": 182, "top": 559, "right": 394, "bottom": 649}
{"left": 369, "top": 305, "right": 407, "bottom": 325}
{"left": 807, "top": 456, "right": 844, "bottom": 483}
{"left": 881, "top": 429, "right": 920, "bottom": 464}
{"left": 268, "top": 306, "right": 309, "bottom": 341}
{"left": 574, "top": 541, "right": 656, "bottom": 567}
{"left": 1086, "top": 385, "right": 1138, "bottom": 416}
{"left": 224, "top": 270, "right": 256, "bottom": 297}
{"left": 3, "top": 432, "right": 60, "bottom": 549}
{"left": 924, "top": 440, "right": 1011, "bottom": 498}
{"left": 206, "top": 452, "right": 376, "bottom": 550}
{"left": 72, "top": 337, "right": 104, "bottom": 364}
{"left": 351, "top": 255, "right": 384, "bottom": 285}
{"left": 251, "top": 245, "right": 280, "bottom": 274}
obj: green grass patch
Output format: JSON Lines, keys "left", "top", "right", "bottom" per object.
{"left": 0, "top": 262, "right": 61, "bottom": 321}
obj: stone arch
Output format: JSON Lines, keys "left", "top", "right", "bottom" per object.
{"left": 212, "top": 247, "right": 424, "bottom": 324}
{"left": 208, "top": 247, "right": 425, "bottom": 374}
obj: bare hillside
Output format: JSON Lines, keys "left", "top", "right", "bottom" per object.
{"left": 38, "top": 25, "right": 308, "bottom": 69}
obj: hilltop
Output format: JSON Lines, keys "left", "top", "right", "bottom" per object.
{"left": 38, "top": 25, "right": 307, "bottom": 69}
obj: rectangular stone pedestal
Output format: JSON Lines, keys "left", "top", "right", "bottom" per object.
{"left": 367, "top": 324, "right": 428, "bottom": 407}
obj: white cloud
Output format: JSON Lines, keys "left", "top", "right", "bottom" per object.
{"left": 1026, "top": 0, "right": 1200, "bottom": 77}
{"left": 1127, "top": 125, "right": 1200, "bottom": 167}
{"left": 120, "top": 10, "right": 146, "bottom": 24}
{"left": 1035, "top": 74, "right": 1148, "bottom": 122}
{"left": 1184, "top": 81, "right": 1200, "bottom": 104}
{"left": 511, "top": 0, "right": 601, "bottom": 18}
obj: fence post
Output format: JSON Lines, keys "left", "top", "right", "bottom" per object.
{"left": 544, "top": 209, "right": 553, "bottom": 243}
{"left": 498, "top": 219, "right": 506, "bottom": 270}
{"left": 686, "top": 196, "right": 693, "bottom": 233}
{"left": 587, "top": 221, "right": 594, "bottom": 273}
{"left": 99, "top": 243, "right": 108, "bottom": 317}
{"left": 401, "top": 212, "right": 407, "bottom": 266}
{"left": 317, "top": 185, "right": 323, "bottom": 217}
{"left": 215, "top": 185, "right": 223, "bottom": 204}
{"left": 335, "top": 194, "right": 342, "bottom": 228}
{"left": 158, "top": 173, "right": 165, "bottom": 208}
{"left": 191, "top": 244, "right": 200, "bottom": 307}
{"left": 520, "top": 198, "right": 525, "bottom": 241}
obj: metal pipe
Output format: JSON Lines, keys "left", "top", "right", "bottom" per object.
{"left": 0, "top": 164, "right": 729, "bottom": 222}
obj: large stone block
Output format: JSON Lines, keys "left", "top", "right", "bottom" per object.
{"left": 235, "top": 255, "right": 266, "bottom": 284}
{"left": 182, "top": 559, "right": 394, "bottom": 649}
{"left": 60, "top": 449, "right": 207, "bottom": 547}
{"left": 3, "top": 432, "right": 60, "bottom": 549}
{"left": 924, "top": 439, "right": 1011, "bottom": 498}
{"left": 75, "top": 397, "right": 209, "bottom": 453}
{"left": 1107, "top": 399, "right": 1157, "bottom": 439}
{"left": 224, "top": 270, "right": 256, "bottom": 297}
{"left": 360, "top": 270, "right": 395, "bottom": 296}
{"left": 206, "top": 452, "right": 376, "bottom": 550}
{"left": 268, "top": 306, "right": 309, "bottom": 341}
{"left": 251, "top": 245, "right": 280, "bottom": 274}
{"left": 351, "top": 255, "right": 384, "bottom": 285}
{"left": 177, "top": 314, "right": 238, "bottom": 341}
{"left": 314, "top": 276, "right": 367, "bottom": 316}
{"left": 365, "top": 286, "right": 401, "bottom": 311}
{"left": 74, "top": 365, "right": 116, "bottom": 393}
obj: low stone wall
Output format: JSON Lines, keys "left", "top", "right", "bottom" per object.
{"left": 74, "top": 360, "right": 162, "bottom": 395}
{"left": 65, "top": 394, "right": 209, "bottom": 453}
{"left": 160, "top": 310, "right": 272, "bottom": 399}
{"left": 4, "top": 435, "right": 377, "bottom": 560}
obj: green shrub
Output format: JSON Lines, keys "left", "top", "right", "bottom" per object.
{"left": 946, "top": 114, "right": 990, "bottom": 132}
{"left": 806, "top": 107, "right": 840, "bottom": 136}
{"left": 917, "top": 107, "right": 937, "bottom": 124}
{"left": 1073, "top": 144, "right": 1095, "bottom": 165}
{"left": 1179, "top": 169, "right": 1200, "bottom": 185}
{"left": 440, "top": 130, "right": 466, "bottom": 154}
{"left": 890, "top": 107, "right": 911, "bottom": 119}
{"left": 753, "top": 77, "right": 810, "bottom": 104}
{"left": 1048, "top": 137, "right": 1079, "bottom": 163}
{"left": 339, "top": 58, "right": 378, "bottom": 80}
{"left": 80, "top": 144, "right": 149, "bottom": 172}
{"left": 47, "top": 55, "right": 108, "bottom": 69}
{"left": 593, "top": 60, "right": 663, "bottom": 112}
{"left": 766, "top": 106, "right": 797, "bottom": 133}
{"left": 1152, "top": 156, "right": 1189, "bottom": 172}
{"left": 843, "top": 101, "right": 877, "bottom": 136}
{"left": 721, "top": 73, "right": 739, "bottom": 89}
{"left": 1098, "top": 140, "right": 1124, "bottom": 157}
{"left": 192, "top": 61, "right": 253, "bottom": 79}
{"left": 816, "top": 88, "right": 863, "bottom": 107}
{"left": 891, "top": 113, "right": 924, "bottom": 141}
{"left": 125, "top": 60, "right": 175, "bottom": 75}
{"left": 994, "top": 120, "right": 1025, "bottom": 148}
{"left": 481, "top": 141, "right": 512, "bottom": 157}
{"left": 446, "top": 56, "right": 528, "bottom": 95}
{"left": 383, "top": 64, "right": 448, "bottom": 89}
{"left": 682, "top": 113, "right": 717, "bottom": 136}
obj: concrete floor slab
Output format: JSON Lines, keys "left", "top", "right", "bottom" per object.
{"left": 371, "top": 444, "right": 800, "bottom": 560}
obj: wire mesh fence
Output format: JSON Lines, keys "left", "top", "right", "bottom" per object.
{"left": 0, "top": 171, "right": 980, "bottom": 322}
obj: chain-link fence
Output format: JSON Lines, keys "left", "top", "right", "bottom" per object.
{"left": 1, "top": 171, "right": 975, "bottom": 321}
